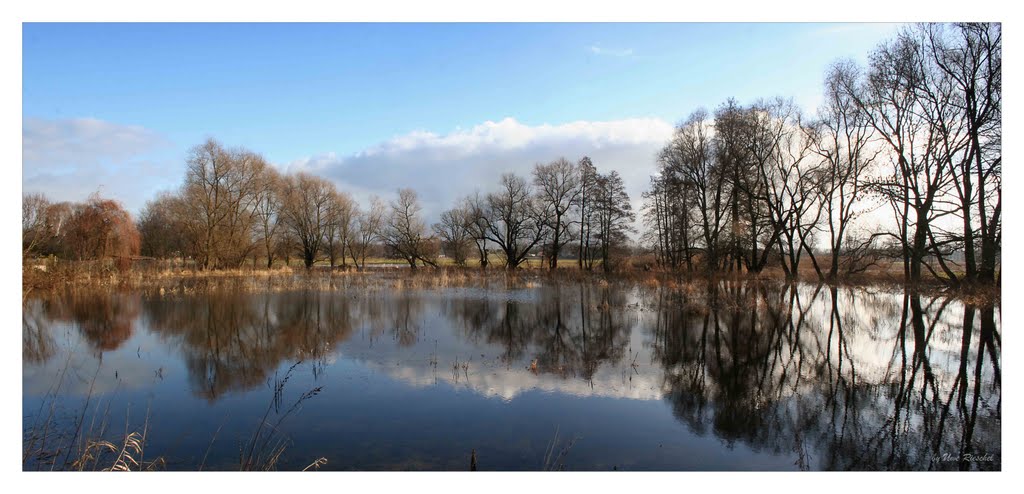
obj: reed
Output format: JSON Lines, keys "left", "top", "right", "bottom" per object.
{"left": 24, "top": 258, "right": 997, "bottom": 306}
{"left": 239, "top": 361, "right": 324, "bottom": 471}
{"left": 541, "top": 426, "right": 580, "bottom": 471}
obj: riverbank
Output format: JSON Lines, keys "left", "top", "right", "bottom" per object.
{"left": 22, "top": 257, "right": 998, "bottom": 305}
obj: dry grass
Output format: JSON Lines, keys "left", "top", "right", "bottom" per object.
{"left": 542, "top": 426, "right": 580, "bottom": 471}
{"left": 239, "top": 361, "right": 324, "bottom": 471}
{"left": 23, "top": 351, "right": 326, "bottom": 471}
{"left": 23, "top": 255, "right": 997, "bottom": 304}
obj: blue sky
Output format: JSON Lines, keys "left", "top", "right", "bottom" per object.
{"left": 23, "top": 22, "right": 904, "bottom": 215}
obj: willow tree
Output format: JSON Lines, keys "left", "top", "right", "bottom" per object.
{"left": 280, "top": 172, "right": 337, "bottom": 269}
{"left": 179, "top": 139, "right": 269, "bottom": 269}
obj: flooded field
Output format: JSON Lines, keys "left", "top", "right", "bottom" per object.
{"left": 22, "top": 279, "right": 1001, "bottom": 471}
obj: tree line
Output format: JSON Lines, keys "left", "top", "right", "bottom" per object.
{"left": 23, "top": 23, "right": 999, "bottom": 285}
{"left": 433, "top": 159, "right": 635, "bottom": 271}
{"left": 642, "top": 23, "right": 1000, "bottom": 287}
{"left": 23, "top": 139, "right": 637, "bottom": 272}
{"left": 22, "top": 192, "right": 141, "bottom": 268}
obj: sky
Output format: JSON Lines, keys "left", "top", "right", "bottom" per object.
{"left": 22, "top": 22, "right": 906, "bottom": 221}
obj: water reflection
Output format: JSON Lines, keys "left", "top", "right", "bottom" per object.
{"left": 644, "top": 282, "right": 1000, "bottom": 470}
{"left": 143, "top": 290, "right": 358, "bottom": 400}
{"left": 23, "top": 281, "right": 1000, "bottom": 470}
{"left": 445, "top": 284, "right": 632, "bottom": 380}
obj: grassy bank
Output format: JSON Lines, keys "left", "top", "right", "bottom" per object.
{"left": 21, "top": 255, "right": 998, "bottom": 304}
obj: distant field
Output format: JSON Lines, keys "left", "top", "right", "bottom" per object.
{"left": 284, "top": 255, "right": 600, "bottom": 270}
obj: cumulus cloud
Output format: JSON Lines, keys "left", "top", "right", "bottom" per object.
{"left": 286, "top": 117, "right": 674, "bottom": 227}
{"left": 23, "top": 117, "right": 173, "bottom": 212}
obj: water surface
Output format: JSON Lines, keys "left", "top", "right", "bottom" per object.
{"left": 22, "top": 279, "right": 1001, "bottom": 470}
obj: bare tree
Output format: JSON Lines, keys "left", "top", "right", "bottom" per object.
{"left": 811, "top": 62, "right": 881, "bottom": 280}
{"left": 648, "top": 109, "right": 727, "bottom": 272}
{"left": 138, "top": 192, "right": 189, "bottom": 261}
{"left": 280, "top": 172, "right": 337, "bottom": 269}
{"left": 322, "top": 190, "right": 356, "bottom": 269}
{"left": 592, "top": 171, "right": 635, "bottom": 272}
{"left": 178, "top": 139, "right": 268, "bottom": 269}
{"left": 840, "top": 28, "right": 959, "bottom": 284}
{"left": 925, "top": 23, "right": 1001, "bottom": 285}
{"left": 42, "top": 201, "right": 75, "bottom": 258}
{"left": 481, "top": 173, "right": 547, "bottom": 269}
{"left": 533, "top": 158, "right": 581, "bottom": 270}
{"left": 746, "top": 99, "right": 823, "bottom": 278}
{"left": 576, "top": 157, "right": 600, "bottom": 269}
{"left": 348, "top": 196, "right": 386, "bottom": 270}
{"left": 433, "top": 203, "right": 474, "bottom": 266}
{"left": 715, "top": 99, "right": 756, "bottom": 272}
{"left": 253, "top": 167, "right": 284, "bottom": 268}
{"left": 382, "top": 188, "right": 436, "bottom": 268}
{"left": 463, "top": 192, "right": 491, "bottom": 269}
{"left": 22, "top": 193, "right": 51, "bottom": 259}
{"left": 64, "top": 193, "right": 141, "bottom": 264}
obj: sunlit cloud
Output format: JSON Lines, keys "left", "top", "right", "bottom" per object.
{"left": 286, "top": 116, "right": 674, "bottom": 225}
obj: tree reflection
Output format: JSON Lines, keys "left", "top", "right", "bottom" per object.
{"left": 645, "top": 282, "right": 1001, "bottom": 470}
{"left": 444, "top": 284, "right": 631, "bottom": 380}
{"left": 145, "top": 290, "right": 356, "bottom": 400}
{"left": 37, "top": 292, "right": 140, "bottom": 352}
{"left": 22, "top": 300, "right": 55, "bottom": 364}
{"left": 23, "top": 281, "right": 1000, "bottom": 470}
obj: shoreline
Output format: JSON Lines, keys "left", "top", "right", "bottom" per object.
{"left": 22, "top": 260, "right": 1000, "bottom": 305}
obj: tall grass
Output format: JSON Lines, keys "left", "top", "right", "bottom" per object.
{"left": 542, "top": 426, "right": 580, "bottom": 471}
{"left": 239, "top": 361, "right": 324, "bottom": 471}
{"left": 23, "top": 356, "right": 326, "bottom": 471}
{"left": 26, "top": 254, "right": 994, "bottom": 303}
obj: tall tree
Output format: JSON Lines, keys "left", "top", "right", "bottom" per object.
{"left": 925, "top": 23, "right": 1001, "bottom": 285}
{"left": 592, "top": 171, "right": 635, "bottom": 272}
{"left": 533, "top": 158, "right": 581, "bottom": 270}
{"left": 22, "top": 193, "right": 51, "bottom": 259}
{"left": 138, "top": 192, "right": 189, "bottom": 260}
{"left": 840, "top": 28, "right": 958, "bottom": 284}
{"left": 433, "top": 203, "right": 474, "bottom": 266}
{"left": 280, "top": 172, "right": 337, "bottom": 269}
{"left": 253, "top": 167, "right": 284, "bottom": 268}
{"left": 811, "top": 62, "right": 881, "bottom": 280}
{"left": 576, "top": 157, "right": 600, "bottom": 269}
{"left": 382, "top": 188, "right": 437, "bottom": 268}
{"left": 481, "top": 173, "right": 547, "bottom": 269}
{"left": 64, "top": 193, "right": 141, "bottom": 263}
{"left": 348, "top": 196, "right": 387, "bottom": 270}
{"left": 463, "top": 192, "right": 491, "bottom": 270}
{"left": 322, "top": 190, "right": 356, "bottom": 268}
{"left": 178, "top": 139, "right": 268, "bottom": 269}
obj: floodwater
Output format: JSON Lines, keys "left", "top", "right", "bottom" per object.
{"left": 22, "top": 279, "right": 1001, "bottom": 471}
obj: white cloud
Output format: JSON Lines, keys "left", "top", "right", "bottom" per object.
{"left": 588, "top": 44, "right": 634, "bottom": 57}
{"left": 369, "top": 359, "right": 664, "bottom": 402}
{"left": 22, "top": 117, "right": 172, "bottom": 213}
{"left": 286, "top": 117, "right": 674, "bottom": 226}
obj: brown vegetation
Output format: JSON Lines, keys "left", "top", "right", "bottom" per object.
{"left": 22, "top": 23, "right": 999, "bottom": 294}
